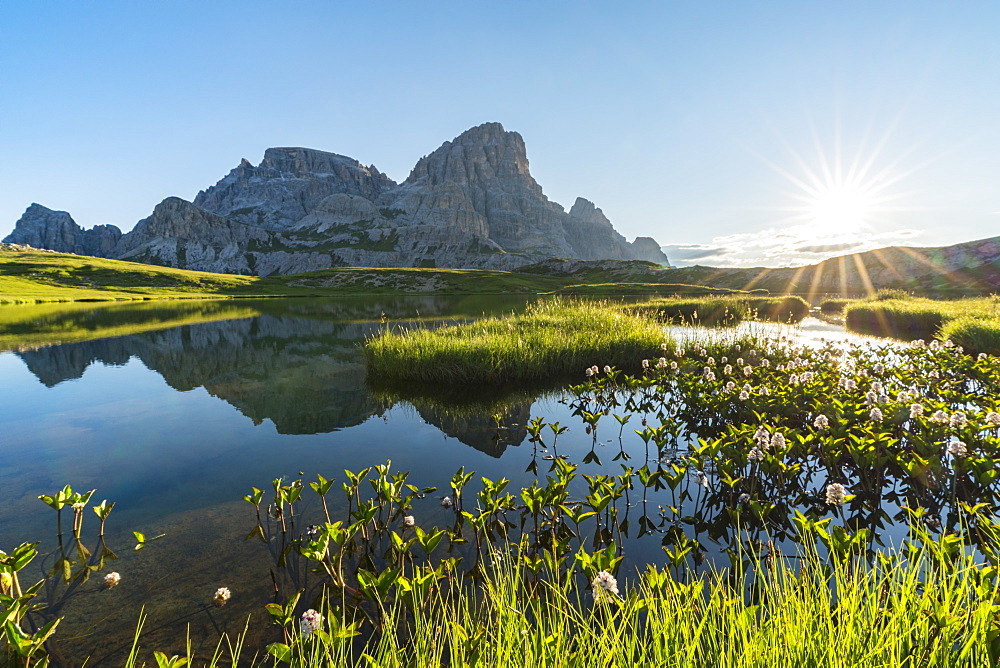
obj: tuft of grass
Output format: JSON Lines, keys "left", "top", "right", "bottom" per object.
{"left": 819, "top": 298, "right": 856, "bottom": 313}
{"left": 639, "top": 295, "right": 810, "bottom": 326}
{"left": 364, "top": 299, "right": 670, "bottom": 385}
{"left": 844, "top": 296, "right": 1000, "bottom": 341}
{"left": 186, "top": 539, "right": 1000, "bottom": 667}
{"left": 939, "top": 316, "right": 1000, "bottom": 355}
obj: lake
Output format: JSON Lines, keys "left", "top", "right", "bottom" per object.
{"left": 0, "top": 298, "right": 901, "bottom": 664}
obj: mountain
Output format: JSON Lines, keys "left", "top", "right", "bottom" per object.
{"left": 4, "top": 123, "right": 671, "bottom": 274}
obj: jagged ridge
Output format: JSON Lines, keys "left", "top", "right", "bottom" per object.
{"left": 5, "top": 123, "right": 671, "bottom": 275}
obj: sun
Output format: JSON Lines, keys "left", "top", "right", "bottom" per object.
{"left": 804, "top": 179, "right": 876, "bottom": 233}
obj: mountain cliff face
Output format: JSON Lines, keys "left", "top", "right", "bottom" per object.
{"left": 5, "top": 123, "right": 670, "bottom": 274}
{"left": 6, "top": 204, "right": 122, "bottom": 256}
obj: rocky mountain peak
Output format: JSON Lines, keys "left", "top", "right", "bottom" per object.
{"left": 568, "top": 198, "right": 610, "bottom": 225}
{"left": 405, "top": 122, "right": 535, "bottom": 190}
{"left": 193, "top": 147, "right": 397, "bottom": 230}
{"left": 6, "top": 203, "right": 121, "bottom": 256}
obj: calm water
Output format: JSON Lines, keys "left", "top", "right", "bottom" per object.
{"left": 0, "top": 299, "right": 888, "bottom": 664}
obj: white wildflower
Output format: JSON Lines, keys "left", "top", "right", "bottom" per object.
{"left": 930, "top": 410, "right": 949, "bottom": 423}
{"left": 300, "top": 609, "right": 323, "bottom": 634}
{"left": 724, "top": 364, "right": 733, "bottom": 375}
{"left": 754, "top": 426, "right": 770, "bottom": 447}
{"left": 661, "top": 343, "right": 669, "bottom": 351}
{"left": 403, "top": 515, "right": 415, "bottom": 527}
{"left": 759, "top": 386, "right": 770, "bottom": 396}
{"left": 694, "top": 471, "right": 709, "bottom": 488}
{"left": 213, "top": 587, "right": 231, "bottom": 606}
{"left": 725, "top": 381, "right": 736, "bottom": 392}
{"left": 869, "top": 407, "right": 883, "bottom": 422}
{"left": 950, "top": 412, "right": 967, "bottom": 429}
{"left": 441, "top": 496, "right": 453, "bottom": 508}
{"left": 642, "top": 359, "right": 650, "bottom": 369}
{"left": 739, "top": 493, "right": 751, "bottom": 505}
{"left": 800, "top": 371, "right": 814, "bottom": 383}
{"left": 813, "top": 414, "right": 829, "bottom": 429}
{"left": 929, "top": 369, "right": 940, "bottom": 379}
{"left": 670, "top": 361, "right": 678, "bottom": 371}
{"left": 104, "top": 572, "right": 121, "bottom": 588}
{"left": 707, "top": 357, "right": 715, "bottom": 366}
{"left": 603, "top": 365, "right": 612, "bottom": 374}
{"left": 747, "top": 447, "right": 764, "bottom": 462}
{"left": 979, "top": 353, "right": 988, "bottom": 361}
{"left": 825, "top": 483, "right": 846, "bottom": 506}
{"left": 865, "top": 391, "right": 877, "bottom": 405}
{"left": 592, "top": 570, "right": 620, "bottom": 602}
{"left": 874, "top": 363, "right": 885, "bottom": 374}
{"left": 705, "top": 372, "right": 716, "bottom": 382}
{"left": 736, "top": 358, "right": 744, "bottom": 366}
{"left": 910, "top": 404, "right": 924, "bottom": 419}
{"left": 947, "top": 439, "right": 968, "bottom": 457}
{"left": 986, "top": 412, "right": 1000, "bottom": 427}
{"left": 739, "top": 390, "right": 750, "bottom": 401}
{"left": 721, "top": 357, "right": 728, "bottom": 364}
{"left": 770, "top": 432, "right": 786, "bottom": 449}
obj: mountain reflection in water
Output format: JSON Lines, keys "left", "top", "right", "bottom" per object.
{"left": 11, "top": 296, "right": 536, "bottom": 446}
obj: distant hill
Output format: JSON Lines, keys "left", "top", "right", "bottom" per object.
{"left": 666, "top": 236, "right": 1000, "bottom": 297}
{"left": 4, "top": 123, "right": 670, "bottom": 275}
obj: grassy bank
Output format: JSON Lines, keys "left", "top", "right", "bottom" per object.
{"left": 0, "top": 247, "right": 760, "bottom": 303}
{"left": 112, "top": 540, "right": 1000, "bottom": 667}
{"left": 639, "top": 295, "right": 810, "bottom": 325}
{"left": 0, "top": 299, "right": 263, "bottom": 351}
{"left": 364, "top": 299, "right": 669, "bottom": 385}
{"left": 844, "top": 295, "right": 1000, "bottom": 352}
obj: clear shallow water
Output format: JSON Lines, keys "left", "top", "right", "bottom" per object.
{"left": 0, "top": 299, "right": 893, "bottom": 664}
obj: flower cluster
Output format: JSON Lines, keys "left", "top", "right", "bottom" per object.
{"left": 825, "top": 483, "right": 847, "bottom": 506}
{"left": 213, "top": 587, "right": 231, "bottom": 606}
{"left": 592, "top": 570, "right": 620, "bottom": 603}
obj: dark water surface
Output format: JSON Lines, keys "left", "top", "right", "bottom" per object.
{"left": 0, "top": 298, "right": 886, "bottom": 664}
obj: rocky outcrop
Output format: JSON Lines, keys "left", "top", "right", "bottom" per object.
{"left": 4, "top": 123, "right": 671, "bottom": 274}
{"left": 6, "top": 204, "right": 122, "bottom": 256}
{"left": 193, "top": 148, "right": 397, "bottom": 230}
{"left": 630, "top": 236, "right": 671, "bottom": 266}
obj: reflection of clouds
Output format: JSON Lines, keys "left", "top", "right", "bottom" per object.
{"left": 663, "top": 227, "right": 925, "bottom": 268}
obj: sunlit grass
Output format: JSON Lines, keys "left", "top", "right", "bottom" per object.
{"left": 639, "top": 295, "right": 810, "bottom": 325}
{"left": 844, "top": 295, "right": 1000, "bottom": 350}
{"left": 364, "top": 299, "right": 670, "bottom": 385}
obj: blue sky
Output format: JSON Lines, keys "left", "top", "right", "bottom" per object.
{"left": 2, "top": 1, "right": 998, "bottom": 267}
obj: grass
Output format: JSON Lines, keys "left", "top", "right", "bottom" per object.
{"left": 0, "top": 299, "right": 262, "bottom": 351}
{"left": 639, "top": 295, "right": 810, "bottom": 325}
{"left": 363, "top": 299, "right": 670, "bottom": 385}
{"left": 117, "top": 538, "right": 1000, "bottom": 667}
{"left": 844, "top": 295, "right": 1000, "bottom": 349}
{"left": 819, "top": 298, "right": 856, "bottom": 313}
{"left": 0, "top": 247, "right": 759, "bottom": 303}
{"left": 940, "top": 316, "right": 1000, "bottom": 355}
